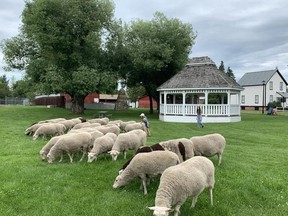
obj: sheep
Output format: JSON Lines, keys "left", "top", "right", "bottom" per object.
{"left": 72, "top": 122, "right": 91, "bottom": 129}
{"left": 159, "top": 138, "right": 194, "bottom": 162}
{"left": 124, "top": 122, "right": 144, "bottom": 132}
{"left": 87, "top": 132, "right": 117, "bottom": 163}
{"left": 190, "top": 133, "right": 226, "bottom": 166}
{"left": 94, "top": 125, "right": 120, "bottom": 135}
{"left": 88, "top": 117, "right": 109, "bottom": 125}
{"left": 148, "top": 156, "right": 215, "bottom": 216}
{"left": 119, "top": 143, "right": 165, "bottom": 174}
{"left": 58, "top": 119, "right": 76, "bottom": 131}
{"left": 25, "top": 122, "right": 50, "bottom": 135}
{"left": 109, "top": 129, "right": 147, "bottom": 161}
{"left": 47, "top": 132, "right": 93, "bottom": 163}
{"left": 39, "top": 135, "right": 64, "bottom": 160}
{"left": 113, "top": 150, "right": 180, "bottom": 195}
{"left": 33, "top": 123, "right": 66, "bottom": 140}
{"left": 38, "top": 118, "right": 67, "bottom": 124}
{"left": 119, "top": 120, "right": 136, "bottom": 132}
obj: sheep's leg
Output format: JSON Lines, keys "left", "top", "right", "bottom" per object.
{"left": 67, "top": 153, "right": 74, "bottom": 163}
{"left": 191, "top": 195, "right": 198, "bottom": 208}
{"left": 217, "top": 153, "right": 222, "bottom": 166}
{"left": 174, "top": 203, "right": 182, "bottom": 216}
{"left": 123, "top": 151, "right": 127, "bottom": 160}
{"left": 141, "top": 177, "right": 148, "bottom": 195}
{"left": 209, "top": 187, "right": 213, "bottom": 206}
{"left": 79, "top": 152, "right": 86, "bottom": 162}
{"left": 58, "top": 152, "right": 64, "bottom": 162}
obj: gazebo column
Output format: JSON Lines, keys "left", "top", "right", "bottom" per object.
{"left": 204, "top": 90, "right": 208, "bottom": 117}
{"left": 164, "top": 92, "right": 167, "bottom": 115}
{"left": 227, "top": 91, "right": 231, "bottom": 116}
{"left": 182, "top": 91, "right": 186, "bottom": 116}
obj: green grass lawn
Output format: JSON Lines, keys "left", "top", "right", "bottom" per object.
{"left": 0, "top": 106, "right": 287, "bottom": 216}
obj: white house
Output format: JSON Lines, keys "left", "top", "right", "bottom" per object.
{"left": 238, "top": 68, "right": 288, "bottom": 110}
{"left": 157, "top": 56, "right": 243, "bottom": 123}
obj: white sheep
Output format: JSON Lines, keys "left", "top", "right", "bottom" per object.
{"left": 58, "top": 119, "right": 76, "bottom": 131}
{"left": 113, "top": 150, "right": 180, "bottom": 195}
{"left": 94, "top": 125, "right": 120, "bottom": 135}
{"left": 39, "top": 135, "right": 64, "bottom": 160}
{"left": 119, "top": 120, "right": 136, "bottom": 131}
{"left": 33, "top": 123, "right": 66, "bottom": 140}
{"left": 38, "top": 118, "right": 67, "bottom": 124}
{"left": 109, "top": 129, "right": 147, "bottom": 160}
{"left": 87, "top": 132, "right": 117, "bottom": 163}
{"left": 72, "top": 122, "right": 91, "bottom": 129}
{"left": 124, "top": 122, "right": 144, "bottom": 132}
{"left": 190, "top": 133, "right": 226, "bottom": 166}
{"left": 47, "top": 132, "right": 93, "bottom": 163}
{"left": 148, "top": 156, "right": 215, "bottom": 216}
{"left": 159, "top": 138, "right": 194, "bottom": 162}
{"left": 88, "top": 117, "right": 109, "bottom": 125}
{"left": 25, "top": 122, "right": 49, "bottom": 135}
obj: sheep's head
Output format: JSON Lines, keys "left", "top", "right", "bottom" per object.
{"left": 47, "top": 153, "right": 55, "bottom": 163}
{"left": 87, "top": 152, "right": 97, "bottom": 163}
{"left": 109, "top": 150, "right": 120, "bottom": 161}
{"left": 147, "top": 206, "right": 173, "bottom": 216}
{"left": 112, "top": 174, "right": 126, "bottom": 189}
{"left": 39, "top": 150, "right": 46, "bottom": 160}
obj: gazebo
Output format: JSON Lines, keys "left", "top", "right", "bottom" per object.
{"left": 157, "top": 56, "right": 244, "bottom": 123}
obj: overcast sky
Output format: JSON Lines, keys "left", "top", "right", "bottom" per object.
{"left": 1, "top": 0, "right": 288, "bottom": 83}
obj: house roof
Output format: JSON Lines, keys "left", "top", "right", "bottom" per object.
{"left": 277, "top": 92, "right": 288, "bottom": 98}
{"left": 99, "top": 94, "right": 118, "bottom": 100}
{"left": 238, "top": 69, "right": 288, "bottom": 86}
{"left": 157, "top": 56, "right": 243, "bottom": 90}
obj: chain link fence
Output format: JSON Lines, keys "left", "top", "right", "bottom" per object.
{"left": 0, "top": 97, "right": 30, "bottom": 105}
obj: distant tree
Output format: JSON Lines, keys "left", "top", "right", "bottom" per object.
{"left": 126, "top": 85, "right": 146, "bottom": 105}
{"left": 219, "top": 61, "right": 225, "bottom": 73}
{"left": 122, "top": 12, "right": 196, "bottom": 114}
{"left": 0, "top": 75, "right": 11, "bottom": 98}
{"left": 218, "top": 61, "right": 236, "bottom": 81}
{"left": 226, "top": 66, "right": 236, "bottom": 81}
{"left": 11, "top": 78, "right": 36, "bottom": 100}
{"left": 1, "top": 0, "right": 120, "bottom": 114}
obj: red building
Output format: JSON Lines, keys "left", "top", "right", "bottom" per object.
{"left": 138, "top": 95, "right": 157, "bottom": 108}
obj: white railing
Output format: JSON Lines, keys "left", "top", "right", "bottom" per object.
{"left": 160, "top": 104, "right": 240, "bottom": 116}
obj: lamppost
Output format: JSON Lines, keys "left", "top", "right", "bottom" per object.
{"left": 262, "top": 80, "right": 266, "bottom": 114}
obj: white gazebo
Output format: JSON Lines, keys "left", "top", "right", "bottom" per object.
{"left": 157, "top": 56, "right": 244, "bottom": 123}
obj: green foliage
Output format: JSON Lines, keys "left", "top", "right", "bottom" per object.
{"left": 0, "top": 75, "right": 11, "bottom": 98}
{"left": 11, "top": 78, "right": 36, "bottom": 99}
{"left": 126, "top": 85, "right": 146, "bottom": 102}
{"left": 267, "top": 101, "right": 281, "bottom": 108}
{"left": 123, "top": 12, "right": 196, "bottom": 113}
{"left": 0, "top": 107, "right": 288, "bottom": 216}
{"left": 218, "top": 61, "right": 236, "bottom": 81}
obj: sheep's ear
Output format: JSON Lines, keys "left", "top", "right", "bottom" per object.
{"left": 147, "top": 207, "right": 156, "bottom": 211}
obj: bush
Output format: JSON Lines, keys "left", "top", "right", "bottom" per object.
{"left": 267, "top": 101, "right": 281, "bottom": 108}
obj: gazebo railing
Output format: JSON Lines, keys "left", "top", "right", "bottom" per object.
{"left": 160, "top": 104, "right": 240, "bottom": 116}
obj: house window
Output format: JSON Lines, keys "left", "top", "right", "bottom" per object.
{"left": 255, "top": 95, "right": 259, "bottom": 104}
{"left": 269, "top": 81, "right": 273, "bottom": 90}
{"left": 280, "top": 82, "right": 283, "bottom": 91}
{"left": 241, "top": 95, "right": 245, "bottom": 104}
{"left": 269, "top": 95, "right": 273, "bottom": 102}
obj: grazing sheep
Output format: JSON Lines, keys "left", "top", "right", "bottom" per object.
{"left": 25, "top": 122, "right": 49, "bottom": 135}
{"left": 39, "top": 135, "right": 64, "bottom": 160}
{"left": 159, "top": 138, "right": 194, "bottom": 162}
{"left": 119, "top": 143, "right": 165, "bottom": 174}
{"left": 33, "top": 123, "right": 66, "bottom": 140}
{"left": 148, "top": 156, "right": 215, "bottom": 216}
{"left": 88, "top": 117, "right": 109, "bottom": 125}
{"left": 58, "top": 119, "right": 76, "bottom": 131}
{"left": 109, "top": 129, "right": 147, "bottom": 160}
{"left": 190, "top": 133, "right": 226, "bottom": 166}
{"left": 113, "top": 150, "right": 180, "bottom": 195}
{"left": 87, "top": 132, "right": 117, "bottom": 163}
{"left": 47, "top": 132, "right": 93, "bottom": 163}
{"left": 119, "top": 120, "right": 136, "bottom": 131}
{"left": 72, "top": 122, "right": 91, "bottom": 129}
{"left": 38, "top": 118, "right": 67, "bottom": 124}
{"left": 124, "top": 122, "right": 144, "bottom": 132}
{"left": 95, "top": 125, "right": 120, "bottom": 135}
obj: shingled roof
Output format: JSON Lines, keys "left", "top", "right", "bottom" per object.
{"left": 238, "top": 69, "right": 288, "bottom": 86}
{"left": 158, "top": 56, "right": 243, "bottom": 90}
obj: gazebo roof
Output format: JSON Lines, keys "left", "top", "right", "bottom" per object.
{"left": 158, "top": 56, "right": 243, "bottom": 90}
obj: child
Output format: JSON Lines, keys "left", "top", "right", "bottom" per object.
{"left": 140, "top": 113, "right": 151, "bottom": 136}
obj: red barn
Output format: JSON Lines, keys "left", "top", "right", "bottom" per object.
{"left": 138, "top": 95, "right": 157, "bottom": 108}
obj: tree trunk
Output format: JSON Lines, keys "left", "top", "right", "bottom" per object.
{"left": 148, "top": 94, "right": 154, "bottom": 114}
{"left": 71, "top": 95, "right": 85, "bottom": 114}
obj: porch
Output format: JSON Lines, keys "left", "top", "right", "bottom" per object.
{"left": 159, "top": 104, "right": 241, "bottom": 123}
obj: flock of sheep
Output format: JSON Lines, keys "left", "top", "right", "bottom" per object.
{"left": 25, "top": 116, "right": 226, "bottom": 216}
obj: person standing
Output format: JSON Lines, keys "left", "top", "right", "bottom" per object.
{"left": 140, "top": 113, "right": 151, "bottom": 136}
{"left": 196, "top": 106, "right": 204, "bottom": 128}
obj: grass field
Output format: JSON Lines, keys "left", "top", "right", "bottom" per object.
{"left": 0, "top": 106, "right": 287, "bottom": 216}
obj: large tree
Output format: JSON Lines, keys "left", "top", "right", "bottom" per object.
{"left": 1, "top": 0, "right": 120, "bottom": 114}
{"left": 121, "top": 12, "right": 196, "bottom": 114}
{"left": 0, "top": 75, "right": 11, "bottom": 99}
